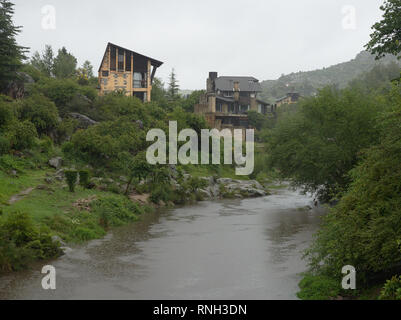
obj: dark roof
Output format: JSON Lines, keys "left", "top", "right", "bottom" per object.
{"left": 276, "top": 92, "right": 300, "bottom": 103}
{"left": 215, "top": 76, "right": 261, "bottom": 92}
{"left": 256, "top": 99, "right": 270, "bottom": 106}
{"left": 216, "top": 96, "right": 235, "bottom": 103}
{"left": 98, "top": 42, "right": 163, "bottom": 72}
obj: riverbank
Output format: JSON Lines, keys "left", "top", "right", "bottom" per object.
{"left": 0, "top": 157, "right": 273, "bottom": 274}
{"left": 0, "top": 188, "right": 323, "bottom": 299}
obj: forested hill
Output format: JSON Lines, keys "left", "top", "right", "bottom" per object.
{"left": 260, "top": 50, "right": 401, "bottom": 103}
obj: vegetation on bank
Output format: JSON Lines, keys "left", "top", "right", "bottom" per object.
{"left": 260, "top": 0, "right": 401, "bottom": 300}
{"left": 0, "top": 0, "right": 276, "bottom": 274}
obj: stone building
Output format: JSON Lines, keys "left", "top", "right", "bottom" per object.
{"left": 98, "top": 43, "right": 163, "bottom": 102}
{"left": 194, "top": 72, "right": 270, "bottom": 132}
{"left": 275, "top": 92, "right": 301, "bottom": 107}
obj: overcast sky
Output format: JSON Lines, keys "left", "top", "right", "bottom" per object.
{"left": 12, "top": 0, "right": 384, "bottom": 90}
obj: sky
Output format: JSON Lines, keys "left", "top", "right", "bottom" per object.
{"left": 12, "top": 0, "right": 384, "bottom": 90}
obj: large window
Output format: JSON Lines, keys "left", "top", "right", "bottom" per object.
{"left": 110, "top": 46, "right": 116, "bottom": 71}
{"left": 118, "top": 49, "right": 124, "bottom": 71}
{"left": 125, "top": 52, "right": 131, "bottom": 71}
{"left": 133, "top": 72, "right": 147, "bottom": 88}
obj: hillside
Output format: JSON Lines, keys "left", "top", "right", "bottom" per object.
{"left": 260, "top": 51, "right": 401, "bottom": 103}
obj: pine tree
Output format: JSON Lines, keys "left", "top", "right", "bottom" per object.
{"left": 168, "top": 68, "right": 180, "bottom": 99}
{"left": 31, "top": 45, "right": 54, "bottom": 77}
{"left": 0, "top": 0, "right": 28, "bottom": 92}
{"left": 53, "top": 47, "right": 77, "bottom": 79}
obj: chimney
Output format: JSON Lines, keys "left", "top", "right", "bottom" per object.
{"left": 233, "top": 81, "right": 240, "bottom": 101}
{"left": 207, "top": 72, "right": 218, "bottom": 93}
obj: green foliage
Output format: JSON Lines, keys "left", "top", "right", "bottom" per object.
{"left": 297, "top": 273, "right": 342, "bottom": 300}
{"left": 53, "top": 47, "right": 77, "bottom": 79}
{"left": 10, "top": 120, "right": 38, "bottom": 151}
{"left": 90, "top": 196, "right": 143, "bottom": 228}
{"left": 366, "top": 0, "right": 401, "bottom": 59}
{"left": 167, "top": 68, "right": 180, "bottom": 100}
{"left": 304, "top": 83, "right": 401, "bottom": 283}
{"left": 18, "top": 93, "right": 59, "bottom": 135}
{"left": 150, "top": 184, "right": 172, "bottom": 204}
{"left": 379, "top": 276, "right": 401, "bottom": 300}
{"left": 79, "top": 170, "right": 90, "bottom": 188}
{"left": 65, "top": 170, "right": 78, "bottom": 192}
{"left": 266, "top": 86, "right": 383, "bottom": 201}
{"left": 247, "top": 110, "right": 266, "bottom": 131}
{"left": 0, "top": 0, "right": 28, "bottom": 92}
{"left": 0, "top": 211, "right": 62, "bottom": 273}
{"left": 30, "top": 45, "right": 54, "bottom": 77}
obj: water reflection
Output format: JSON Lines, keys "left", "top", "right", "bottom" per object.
{"left": 0, "top": 188, "right": 326, "bottom": 300}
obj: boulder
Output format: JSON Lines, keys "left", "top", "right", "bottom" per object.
{"left": 49, "top": 157, "right": 63, "bottom": 169}
{"left": 69, "top": 113, "right": 97, "bottom": 128}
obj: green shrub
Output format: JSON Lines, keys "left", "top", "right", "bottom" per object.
{"left": 0, "top": 135, "right": 10, "bottom": 155}
{"left": 79, "top": 170, "right": 90, "bottom": 188}
{"left": 150, "top": 184, "right": 172, "bottom": 204}
{"left": 297, "top": 274, "right": 342, "bottom": 300}
{"left": 0, "top": 212, "right": 62, "bottom": 273}
{"left": 379, "top": 276, "right": 401, "bottom": 300}
{"left": 90, "top": 196, "right": 142, "bottom": 228}
{"left": 65, "top": 170, "right": 78, "bottom": 192}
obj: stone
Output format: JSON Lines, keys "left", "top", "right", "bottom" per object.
{"left": 69, "top": 112, "right": 97, "bottom": 128}
{"left": 51, "top": 235, "right": 66, "bottom": 247}
{"left": 49, "top": 157, "right": 63, "bottom": 169}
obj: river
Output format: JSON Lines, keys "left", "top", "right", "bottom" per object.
{"left": 0, "top": 187, "right": 326, "bottom": 300}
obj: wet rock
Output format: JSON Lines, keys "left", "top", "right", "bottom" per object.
{"left": 52, "top": 235, "right": 66, "bottom": 247}
{"left": 49, "top": 157, "right": 63, "bottom": 169}
{"left": 69, "top": 112, "right": 97, "bottom": 128}
{"left": 198, "top": 189, "right": 212, "bottom": 200}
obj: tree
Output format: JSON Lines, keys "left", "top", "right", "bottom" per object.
{"left": 0, "top": 0, "right": 28, "bottom": 92}
{"left": 266, "top": 86, "right": 383, "bottom": 201}
{"left": 31, "top": 45, "right": 54, "bottom": 77}
{"left": 19, "top": 94, "right": 59, "bottom": 135}
{"left": 366, "top": 0, "right": 401, "bottom": 59}
{"left": 167, "top": 68, "right": 180, "bottom": 99}
{"left": 53, "top": 47, "right": 77, "bottom": 79}
{"left": 77, "top": 60, "right": 94, "bottom": 85}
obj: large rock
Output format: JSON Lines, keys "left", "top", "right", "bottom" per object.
{"left": 69, "top": 113, "right": 97, "bottom": 128}
{"left": 49, "top": 157, "right": 63, "bottom": 169}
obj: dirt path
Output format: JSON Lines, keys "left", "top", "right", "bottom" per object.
{"left": 8, "top": 187, "right": 34, "bottom": 205}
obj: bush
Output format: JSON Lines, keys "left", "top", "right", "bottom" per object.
{"left": 297, "top": 274, "right": 342, "bottom": 300}
{"left": 150, "top": 184, "right": 172, "bottom": 204}
{"left": 19, "top": 94, "right": 59, "bottom": 135}
{"left": 90, "top": 196, "right": 143, "bottom": 228}
{"left": 65, "top": 170, "right": 78, "bottom": 192}
{"left": 79, "top": 170, "right": 90, "bottom": 188}
{"left": 379, "top": 276, "right": 401, "bottom": 300}
{"left": 0, "top": 212, "right": 62, "bottom": 273}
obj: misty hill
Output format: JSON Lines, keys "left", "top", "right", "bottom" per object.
{"left": 260, "top": 51, "right": 401, "bottom": 103}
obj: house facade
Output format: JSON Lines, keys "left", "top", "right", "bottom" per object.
{"left": 194, "top": 72, "right": 270, "bottom": 132}
{"left": 276, "top": 92, "right": 301, "bottom": 107}
{"left": 98, "top": 43, "right": 163, "bottom": 102}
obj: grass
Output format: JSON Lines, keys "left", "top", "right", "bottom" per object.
{"left": 3, "top": 182, "right": 116, "bottom": 222}
{"left": 0, "top": 169, "right": 52, "bottom": 205}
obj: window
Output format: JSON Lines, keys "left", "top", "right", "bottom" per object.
{"left": 118, "top": 49, "right": 124, "bottom": 71}
{"left": 125, "top": 52, "right": 131, "bottom": 72}
{"left": 216, "top": 104, "right": 222, "bottom": 112}
{"left": 102, "top": 70, "right": 109, "bottom": 77}
{"left": 133, "top": 72, "right": 147, "bottom": 88}
{"left": 110, "top": 46, "right": 116, "bottom": 71}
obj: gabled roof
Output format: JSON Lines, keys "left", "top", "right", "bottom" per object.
{"left": 98, "top": 42, "right": 163, "bottom": 72}
{"left": 215, "top": 76, "right": 261, "bottom": 92}
{"left": 276, "top": 92, "right": 301, "bottom": 103}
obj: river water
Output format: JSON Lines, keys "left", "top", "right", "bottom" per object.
{"left": 0, "top": 187, "right": 326, "bottom": 300}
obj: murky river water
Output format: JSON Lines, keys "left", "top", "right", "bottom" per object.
{"left": 0, "top": 188, "right": 326, "bottom": 300}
